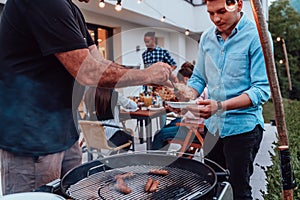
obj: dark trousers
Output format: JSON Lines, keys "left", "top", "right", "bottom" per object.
{"left": 205, "top": 125, "right": 263, "bottom": 200}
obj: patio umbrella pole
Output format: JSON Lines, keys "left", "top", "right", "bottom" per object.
{"left": 250, "top": 0, "right": 295, "bottom": 199}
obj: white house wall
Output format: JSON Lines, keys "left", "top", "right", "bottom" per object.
{"left": 0, "top": 0, "right": 269, "bottom": 95}
{"left": 0, "top": 0, "right": 269, "bottom": 96}
{"left": 99, "top": 0, "right": 268, "bottom": 32}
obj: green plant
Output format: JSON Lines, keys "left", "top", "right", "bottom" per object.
{"left": 262, "top": 99, "right": 300, "bottom": 199}
{"left": 262, "top": 100, "right": 275, "bottom": 123}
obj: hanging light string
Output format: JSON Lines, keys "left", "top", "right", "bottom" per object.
{"left": 115, "top": 0, "right": 122, "bottom": 11}
{"left": 99, "top": 0, "right": 105, "bottom": 8}
{"left": 98, "top": 0, "right": 193, "bottom": 35}
{"left": 98, "top": 0, "right": 122, "bottom": 11}
{"left": 141, "top": 0, "right": 192, "bottom": 35}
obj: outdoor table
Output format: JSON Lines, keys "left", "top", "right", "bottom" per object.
{"left": 119, "top": 108, "right": 166, "bottom": 150}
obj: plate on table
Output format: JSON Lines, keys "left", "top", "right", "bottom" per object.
{"left": 148, "top": 105, "right": 164, "bottom": 111}
{"left": 121, "top": 107, "right": 139, "bottom": 112}
{"left": 166, "top": 101, "right": 196, "bottom": 109}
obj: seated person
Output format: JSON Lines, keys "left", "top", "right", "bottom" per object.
{"left": 151, "top": 88, "right": 207, "bottom": 150}
{"left": 180, "top": 61, "right": 194, "bottom": 72}
{"left": 151, "top": 63, "right": 208, "bottom": 150}
{"left": 84, "top": 87, "right": 137, "bottom": 151}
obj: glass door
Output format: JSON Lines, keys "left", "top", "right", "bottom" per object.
{"left": 87, "top": 23, "right": 113, "bottom": 60}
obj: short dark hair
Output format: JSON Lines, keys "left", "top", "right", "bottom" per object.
{"left": 144, "top": 31, "right": 155, "bottom": 38}
{"left": 177, "top": 67, "right": 193, "bottom": 82}
{"left": 180, "top": 61, "right": 194, "bottom": 71}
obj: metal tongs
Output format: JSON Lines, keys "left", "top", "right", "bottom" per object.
{"left": 171, "top": 80, "right": 178, "bottom": 92}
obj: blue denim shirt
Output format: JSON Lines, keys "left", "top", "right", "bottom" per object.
{"left": 188, "top": 13, "right": 271, "bottom": 137}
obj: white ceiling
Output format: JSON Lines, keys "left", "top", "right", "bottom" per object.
{"left": 75, "top": 0, "right": 201, "bottom": 39}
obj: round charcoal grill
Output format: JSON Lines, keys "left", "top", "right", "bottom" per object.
{"left": 60, "top": 153, "right": 217, "bottom": 200}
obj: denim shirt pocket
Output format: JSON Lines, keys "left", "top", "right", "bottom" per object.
{"left": 225, "top": 53, "right": 249, "bottom": 77}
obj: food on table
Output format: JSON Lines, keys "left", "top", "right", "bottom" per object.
{"left": 139, "top": 93, "right": 145, "bottom": 102}
{"left": 151, "top": 104, "right": 160, "bottom": 108}
{"left": 129, "top": 96, "right": 139, "bottom": 103}
{"left": 153, "top": 84, "right": 192, "bottom": 102}
{"left": 143, "top": 96, "right": 153, "bottom": 107}
{"left": 153, "top": 86, "right": 177, "bottom": 102}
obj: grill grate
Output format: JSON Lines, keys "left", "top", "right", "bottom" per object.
{"left": 67, "top": 165, "right": 212, "bottom": 200}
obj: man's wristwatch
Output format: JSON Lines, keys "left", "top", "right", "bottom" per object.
{"left": 217, "top": 101, "right": 223, "bottom": 112}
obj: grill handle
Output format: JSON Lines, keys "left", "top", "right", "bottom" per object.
{"left": 87, "top": 164, "right": 106, "bottom": 177}
{"left": 215, "top": 171, "right": 230, "bottom": 177}
{"left": 204, "top": 158, "right": 230, "bottom": 178}
{"left": 34, "top": 179, "right": 61, "bottom": 193}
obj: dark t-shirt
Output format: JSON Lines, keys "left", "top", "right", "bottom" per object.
{"left": 0, "top": 0, "right": 94, "bottom": 156}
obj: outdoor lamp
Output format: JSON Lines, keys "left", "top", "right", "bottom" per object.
{"left": 276, "top": 36, "right": 282, "bottom": 42}
{"left": 99, "top": 0, "right": 105, "bottom": 8}
{"left": 115, "top": 0, "right": 122, "bottom": 11}
{"left": 225, "top": 0, "right": 238, "bottom": 12}
{"left": 185, "top": 29, "right": 190, "bottom": 36}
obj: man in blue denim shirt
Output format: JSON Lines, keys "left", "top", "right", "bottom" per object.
{"left": 179, "top": 0, "right": 271, "bottom": 199}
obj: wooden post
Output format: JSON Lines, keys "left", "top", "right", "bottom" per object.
{"left": 281, "top": 38, "right": 293, "bottom": 93}
{"left": 250, "top": 0, "right": 294, "bottom": 199}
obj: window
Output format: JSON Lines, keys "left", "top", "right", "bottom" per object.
{"left": 87, "top": 23, "right": 113, "bottom": 60}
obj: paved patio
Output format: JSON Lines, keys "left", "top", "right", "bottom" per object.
{"left": 250, "top": 123, "right": 277, "bottom": 199}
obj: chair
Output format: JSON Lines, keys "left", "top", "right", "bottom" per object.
{"left": 78, "top": 120, "right": 135, "bottom": 160}
{"left": 167, "top": 122, "right": 204, "bottom": 159}
{"left": 77, "top": 99, "right": 86, "bottom": 120}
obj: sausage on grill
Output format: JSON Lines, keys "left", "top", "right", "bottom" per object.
{"left": 114, "top": 178, "right": 132, "bottom": 194}
{"left": 114, "top": 183, "right": 132, "bottom": 194}
{"left": 149, "top": 169, "right": 169, "bottom": 176}
{"left": 144, "top": 178, "right": 153, "bottom": 192}
{"left": 149, "top": 180, "right": 160, "bottom": 192}
{"left": 114, "top": 172, "right": 134, "bottom": 180}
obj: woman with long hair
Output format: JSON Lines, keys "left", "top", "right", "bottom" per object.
{"left": 84, "top": 87, "right": 137, "bottom": 151}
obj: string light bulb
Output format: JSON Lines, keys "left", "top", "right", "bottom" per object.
{"left": 99, "top": 0, "right": 105, "bottom": 8}
{"left": 225, "top": 0, "right": 238, "bottom": 12}
{"left": 137, "top": 0, "right": 143, "bottom": 4}
{"left": 115, "top": 0, "right": 122, "bottom": 11}
{"left": 276, "top": 36, "right": 281, "bottom": 42}
{"left": 185, "top": 29, "right": 190, "bottom": 36}
{"left": 161, "top": 16, "right": 166, "bottom": 22}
